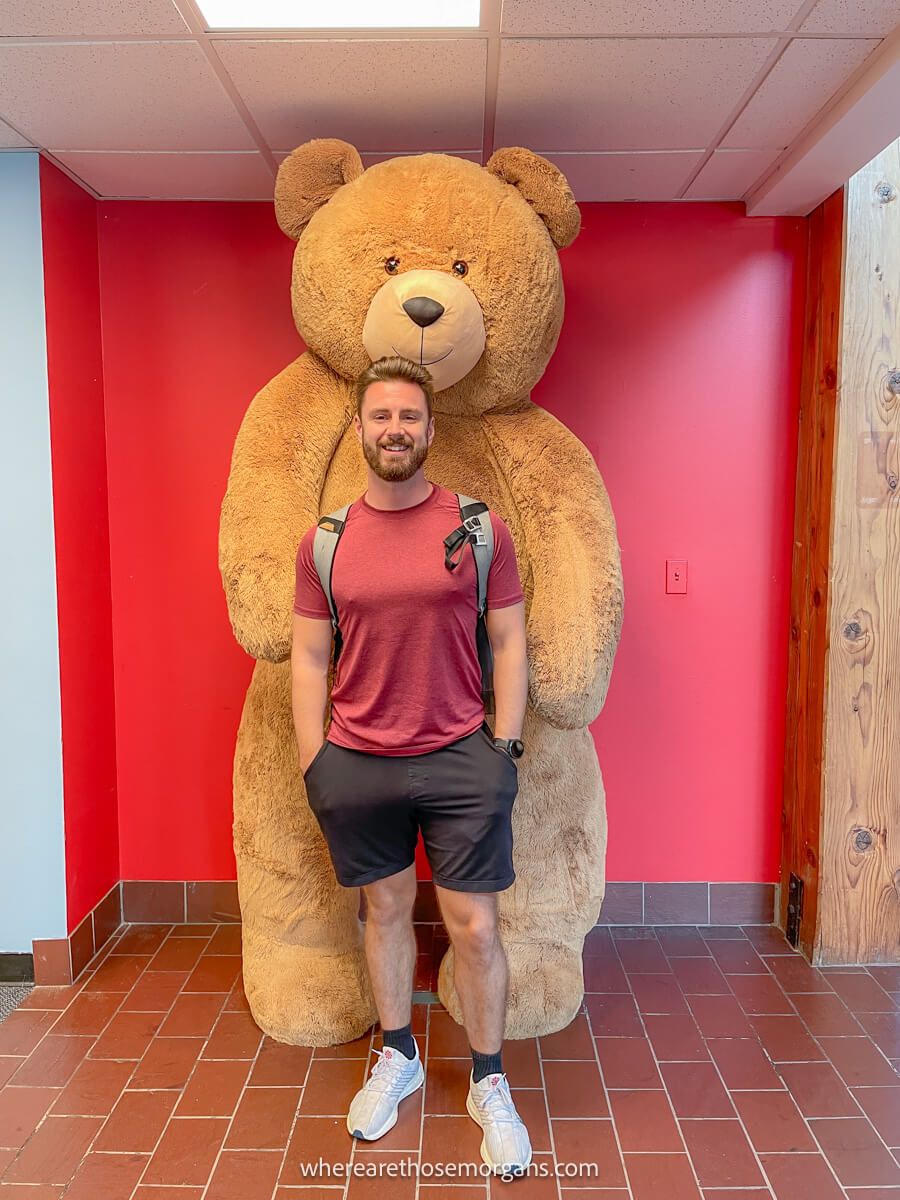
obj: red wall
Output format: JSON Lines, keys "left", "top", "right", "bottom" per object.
{"left": 98, "top": 202, "right": 298, "bottom": 881}
{"left": 549, "top": 204, "right": 806, "bottom": 883}
{"left": 92, "top": 196, "right": 806, "bottom": 885}
{"left": 39, "top": 159, "right": 119, "bottom": 931}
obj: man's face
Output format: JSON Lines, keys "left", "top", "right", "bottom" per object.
{"left": 354, "top": 379, "right": 434, "bottom": 482}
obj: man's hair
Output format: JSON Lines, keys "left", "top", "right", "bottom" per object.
{"left": 355, "top": 356, "right": 434, "bottom": 420}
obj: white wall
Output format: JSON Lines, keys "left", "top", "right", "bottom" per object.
{"left": 0, "top": 152, "right": 67, "bottom": 951}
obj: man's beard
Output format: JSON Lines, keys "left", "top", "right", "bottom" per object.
{"left": 362, "top": 434, "right": 430, "bottom": 482}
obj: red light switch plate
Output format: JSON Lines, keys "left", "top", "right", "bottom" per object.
{"left": 666, "top": 559, "right": 688, "bottom": 594}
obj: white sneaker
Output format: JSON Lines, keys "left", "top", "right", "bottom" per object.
{"left": 347, "top": 1042, "right": 424, "bottom": 1141}
{"left": 466, "top": 1070, "right": 533, "bottom": 1175}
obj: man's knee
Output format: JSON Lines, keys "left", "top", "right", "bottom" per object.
{"left": 363, "top": 869, "right": 417, "bottom": 926}
{"left": 440, "top": 894, "right": 500, "bottom": 958}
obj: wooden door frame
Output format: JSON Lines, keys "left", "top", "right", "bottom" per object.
{"left": 781, "top": 145, "right": 900, "bottom": 964}
{"left": 780, "top": 187, "right": 844, "bottom": 959}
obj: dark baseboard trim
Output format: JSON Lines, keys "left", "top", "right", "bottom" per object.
{"left": 119, "top": 878, "right": 776, "bottom": 929}
{"left": 409, "top": 880, "right": 776, "bottom": 926}
{"left": 0, "top": 952, "right": 34, "bottom": 983}
{"left": 121, "top": 880, "right": 241, "bottom": 924}
{"left": 31, "top": 882, "right": 122, "bottom": 986}
{"left": 23, "top": 878, "right": 776, "bottom": 988}
{"left": 597, "top": 881, "right": 776, "bottom": 926}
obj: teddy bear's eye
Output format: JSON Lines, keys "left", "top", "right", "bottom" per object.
{"left": 452, "top": 260, "right": 468, "bottom": 277}
{"left": 384, "top": 256, "right": 400, "bottom": 275}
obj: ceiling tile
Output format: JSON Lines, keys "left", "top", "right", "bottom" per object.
{"left": 0, "top": 116, "right": 32, "bottom": 147}
{"left": 502, "top": 0, "right": 801, "bottom": 36}
{"left": 722, "top": 36, "right": 880, "bottom": 148}
{"left": 495, "top": 38, "right": 777, "bottom": 151}
{"left": 275, "top": 149, "right": 483, "bottom": 166}
{"left": 800, "top": 0, "right": 900, "bottom": 35}
{"left": 0, "top": 42, "right": 255, "bottom": 151}
{"left": 359, "top": 150, "right": 482, "bottom": 166}
{"left": 541, "top": 151, "right": 704, "bottom": 200}
{"left": 215, "top": 38, "right": 486, "bottom": 152}
{"left": 53, "top": 150, "right": 275, "bottom": 198}
{"left": 0, "top": 0, "right": 188, "bottom": 36}
{"left": 684, "top": 148, "right": 778, "bottom": 198}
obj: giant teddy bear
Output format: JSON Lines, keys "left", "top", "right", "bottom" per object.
{"left": 219, "top": 139, "right": 623, "bottom": 1046}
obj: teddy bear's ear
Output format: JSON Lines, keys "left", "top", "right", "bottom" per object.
{"left": 486, "top": 147, "right": 581, "bottom": 250}
{"left": 274, "top": 138, "right": 365, "bottom": 240}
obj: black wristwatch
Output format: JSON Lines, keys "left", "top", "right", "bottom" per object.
{"left": 493, "top": 737, "right": 525, "bottom": 760}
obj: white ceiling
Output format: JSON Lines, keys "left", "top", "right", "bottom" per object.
{"left": 0, "top": 0, "right": 898, "bottom": 210}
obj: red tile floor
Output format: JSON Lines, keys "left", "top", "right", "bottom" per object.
{"left": 1, "top": 920, "right": 899, "bottom": 1199}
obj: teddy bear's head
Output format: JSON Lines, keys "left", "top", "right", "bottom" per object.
{"left": 275, "top": 139, "right": 580, "bottom": 415}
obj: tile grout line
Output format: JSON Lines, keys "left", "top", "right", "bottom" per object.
{"left": 767, "top": 955, "right": 900, "bottom": 1191}
{"left": 56, "top": 924, "right": 145, "bottom": 1127}
{"left": 672, "top": 941, "right": 783, "bottom": 1198}
{"left": 413, "top": 999, "right": 431, "bottom": 1200}
{"left": 615, "top": 924, "right": 846, "bottom": 1189}
{"left": 580, "top": 969, "right": 636, "bottom": 1200}
{"left": 610, "top": 927, "right": 709, "bottom": 1198}
{"left": 533, "top": 1010, "right": 567, "bottom": 1200}
{"left": 7, "top": 923, "right": 205, "bottom": 1195}
{"left": 413, "top": 1005, "right": 424, "bottom": 1200}
{"left": 734, "top": 945, "right": 854, "bottom": 1190}
{"left": 270, "top": 1016, "right": 320, "bottom": 1200}
{"left": 116, "top": 925, "right": 226, "bottom": 1200}
{"left": 346, "top": 1019, "right": 379, "bottom": 1200}
{"left": 720, "top": 939, "right": 851, "bottom": 1198}
{"left": 3, "top": 922, "right": 894, "bottom": 1196}
{"left": 2, "top": 926, "right": 143, "bottom": 1182}
{"left": 197, "top": 995, "right": 268, "bottom": 1200}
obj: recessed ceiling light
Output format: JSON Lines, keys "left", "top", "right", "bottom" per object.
{"left": 197, "top": 0, "right": 480, "bottom": 28}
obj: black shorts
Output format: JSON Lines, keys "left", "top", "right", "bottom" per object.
{"left": 302, "top": 721, "right": 518, "bottom": 892}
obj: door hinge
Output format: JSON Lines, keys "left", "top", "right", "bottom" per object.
{"left": 786, "top": 873, "right": 804, "bottom": 947}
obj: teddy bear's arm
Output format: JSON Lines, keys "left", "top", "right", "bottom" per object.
{"left": 483, "top": 403, "right": 624, "bottom": 729}
{"left": 218, "top": 354, "right": 351, "bottom": 662}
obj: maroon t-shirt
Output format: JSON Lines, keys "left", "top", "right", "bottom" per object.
{"left": 293, "top": 481, "right": 524, "bottom": 755}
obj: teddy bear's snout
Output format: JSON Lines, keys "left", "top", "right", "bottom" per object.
{"left": 402, "top": 296, "right": 445, "bottom": 328}
{"left": 362, "top": 268, "right": 486, "bottom": 394}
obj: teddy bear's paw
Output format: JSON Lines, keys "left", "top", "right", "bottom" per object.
{"left": 436, "top": 939, "right": 585, "bottom": 1040}
{"left": 241, "top": 931, "right": 378, "bottom": 1047}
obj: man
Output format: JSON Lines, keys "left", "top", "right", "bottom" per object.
{"left": 291, "top": 355, "right": 531, "bottom": 1175}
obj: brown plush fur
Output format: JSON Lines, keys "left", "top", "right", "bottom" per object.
{"left": 219, "top": 140, "right": 624, "bottom": 1045}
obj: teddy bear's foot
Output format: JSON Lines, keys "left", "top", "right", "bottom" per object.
{"left": 436, "top": 938, "right": 585, "bottom": 1040}
{"left": 241, "top": 928, "right": 377, "bottom": 1047}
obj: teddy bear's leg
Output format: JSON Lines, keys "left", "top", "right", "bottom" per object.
{"left": 436, "top": 709, "right": 605, "bottom": 1039}
{"left": 234, "top": 660, "right": 377, "bottom": 1046}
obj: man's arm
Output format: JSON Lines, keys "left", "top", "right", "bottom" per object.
{"left": 291, "top": 612, "right": 335, "bottom": 773}
{"left": 486, "top": 600, "right": 528, "bottom": 741}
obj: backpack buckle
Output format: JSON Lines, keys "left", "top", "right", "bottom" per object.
{"left": 463, "top": 514, "right": 487, "bottom": 546}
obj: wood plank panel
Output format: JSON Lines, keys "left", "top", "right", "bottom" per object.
{"left": 780, "top": 187, "right": 844, "bottom": 957}
{"left": 818, "top": 142, "right": 900, "bottom": 963}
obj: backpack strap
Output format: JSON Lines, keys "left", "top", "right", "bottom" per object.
{"left": 452, "top": 492, "right": 496, "bottom": 715}
{"left": 312, "top": 503, "right": 352, "bottom": 665}
{"left": 454, "top": 493, "right": 494, "bottom": 618}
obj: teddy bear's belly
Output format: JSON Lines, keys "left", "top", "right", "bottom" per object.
{"left": 320, "top": 417, "right": 530, "bottom": 602}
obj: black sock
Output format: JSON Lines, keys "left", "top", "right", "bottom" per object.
{"left": 471, "top": 1046, "right": 503, "bottom": 1083}
{"left": 382, "top": 1023, "right": 417, "bottom": 1060}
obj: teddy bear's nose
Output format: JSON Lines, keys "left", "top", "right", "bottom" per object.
{"left": 402, "top": 296, "right": 445, "bottom": 328}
